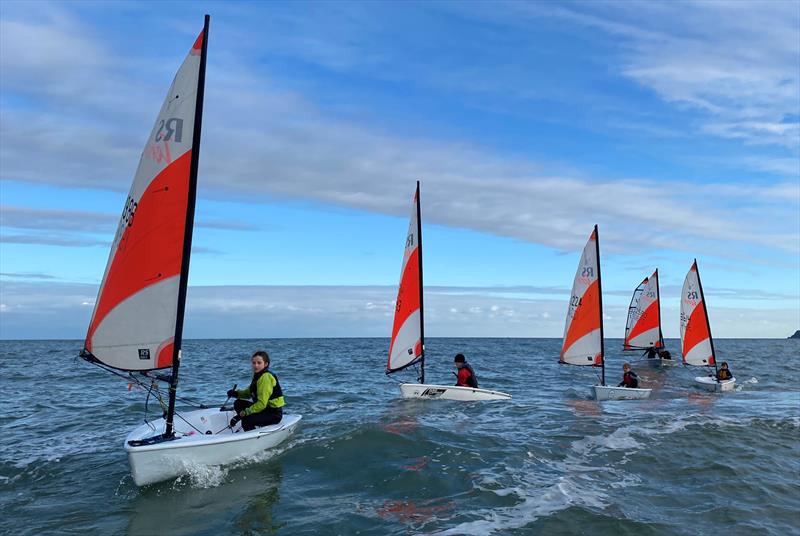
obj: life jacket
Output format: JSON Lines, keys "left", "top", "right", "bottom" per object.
{"left": 457, "top": 364, "right": 478, "bottom": 388}
{"left": 622, "top": 371, "right": 638, "bottom": 388}
{"left": 249, "top": 370, "right": 284, "bottom": 408}
{"left": 717, "top": 368, "right": 732, "bottom": 380}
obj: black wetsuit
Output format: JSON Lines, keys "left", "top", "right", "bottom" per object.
{"left": 716, "top": 368, "right": 733, "bottom": 381}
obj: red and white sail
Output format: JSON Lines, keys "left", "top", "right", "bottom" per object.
{"left": 387, "top": 184, "right": 423, "bottom": 373}
{"left": 84, "top": 30, "right": 205, "bottom": 371}
{"left": 680, "top": 260, "right": 715, "bottom": 366}
{"left": 561, "top": 226, "right": 603, "bottom": 366}
{"left": 623, "top": 269, "right": 664, "bottom": 350}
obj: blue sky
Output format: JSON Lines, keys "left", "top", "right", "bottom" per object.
{"left": 1, "top": 0, "right": 798, "bottom": 339}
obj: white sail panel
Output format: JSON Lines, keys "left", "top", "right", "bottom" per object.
{"left": 84, "top": 31, "right": 205, "bottom": 371}
{"left": 680, "top": 261, "right": 715, "bottom": 366}
{"left": 387, "top": 187, "right": 422, "bottom": 372}
{"left": 561, "top": 227, "right": 603, "bottom": 366}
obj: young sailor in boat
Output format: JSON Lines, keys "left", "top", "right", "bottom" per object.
{"left": 658, "top": 349, "right": 672, "bottom": 360}
{"left": 716, "top": 362, "right": 733, "bottom": 381}
{"left": 644, "top": 347, "right": 657, "bottom": 359}
{"left": 454, "top": 354, "right": 478, "bottom": 388}
{"left": 617, "top": 363, "right": 639, "bottom": 388}
{"left": 227, "top": 350, "right": 285, "bottom": 431}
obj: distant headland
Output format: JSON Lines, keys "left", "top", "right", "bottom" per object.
{"left": 790, "top": 330, "right": 800, "bottom": 339}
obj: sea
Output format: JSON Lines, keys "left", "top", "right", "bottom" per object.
{"left": 1, "top": 338, "right": 798, "bottom": 535}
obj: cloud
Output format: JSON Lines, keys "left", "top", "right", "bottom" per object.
{"left": 1, "top": 281, "right": 797, "bottom": 340}
{"left": 0, "top": 4, "right": 797, "bottom": 264}
{"left": 526, "top": 1, "right": 800, "bottom": 148}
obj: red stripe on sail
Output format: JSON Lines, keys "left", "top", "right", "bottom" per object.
{"left": 682, "top": 302, "right": 711, "bottom": 361}
{"left": 388, "top": 247, "right": 421, "bottom": 364}
{"left": 157, "top": 341, "right": 174, "bottom": 368}
{"left": 86, "top": 149, "right": 192, "bottom": 350}
{"left": 561, "top": 279, "right": 601, "bottom": 358}
{"left": 626, "top": 299, "right": 660, "bottom": 344}
{"left": 191, "top": 30, "right": 203, "bottom": 55}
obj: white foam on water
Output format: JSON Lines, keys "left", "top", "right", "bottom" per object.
{"left": 745, "top": 377, "right": 759, "bottom": 384}
{"left": 173, "top": 461, "right": 229, "bottom": 489}
{"left": 439, "top": 465, "right": 612, "bottom": 535}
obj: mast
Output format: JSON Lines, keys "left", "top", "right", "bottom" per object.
{"left": 694, "top": 259, "right": 718, "bottom": 378}
{"left": 595, "top": 224, "right": 605, "bottom": 386}
{"left": 165, "top": 14, "right": 209, "bottom": 438}
{"left": 416, "top": 180, "right": 425, "bottom": 384}
{"left": 655, "top": 268, "right": 664, "bottom": 348}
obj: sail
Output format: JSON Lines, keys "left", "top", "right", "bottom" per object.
{"left": 561, "top": 226, "right": 603, "bottom": 366}
{"left": 680, "top": 260, "right": 715, "bottom": 366}
{"left": 387, "top": 184, "right": 423, "bottom": 373}
{"left": 623, "top": 270, "right": 663, "bottom": 350}
{"left": 83, "top": 29, "right": 206, "bottom": 371}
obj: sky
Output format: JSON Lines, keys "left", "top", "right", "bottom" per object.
{"left": 1, "top": 0, "right": 798, "bottom": 340}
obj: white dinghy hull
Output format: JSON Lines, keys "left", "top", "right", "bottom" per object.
{"left": 399, "top": 383, "right": 511, "bottom": 401}
{"left": 592, "top": 385, "right": 652, "bottom": 401}
{"left": 646, "top": 358, "right": 678, "bottom": 368}
{"left": 693, "top": 376, "right": 736, "bottom": 392}
{"left": 125, "top": 408, "right": 301, "bottom": 486}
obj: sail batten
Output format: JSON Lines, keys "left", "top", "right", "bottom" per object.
{"left": 83, "top": 22, "right": 208, "bottom": 373}
{"left": 387, "top": 183, "right": 424, "bottom": 374}
{"left": 680, "top": 260, "right": 716, "bottom": 367}
{"left": 561, "top": 226, "right": 604, "bottom": 368}
{"left": 623, "top": 270, "right": 663, "bottom": 350}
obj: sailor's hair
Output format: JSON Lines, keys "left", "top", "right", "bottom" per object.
{"left": 454, "top": 353, "right": 466, "bottom": 363}
{"left": 252, "top": 350, "right": 270, "bottom": 364}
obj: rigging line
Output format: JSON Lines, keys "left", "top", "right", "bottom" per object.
{"left": 81, "top": 358, "right": 208, "bottom": 409}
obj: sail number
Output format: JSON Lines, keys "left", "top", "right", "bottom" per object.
{"left": 121, "top": 196, "right": 138, "bottom": 228}
{"left": 114, "top": 195, "right": 138, "bottom": 246}
{"left": 570, "top": 295, "right": 582, "bottom": 307}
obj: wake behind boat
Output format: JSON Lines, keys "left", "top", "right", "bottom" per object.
{"left": 385, "top": 182, "right": 510, "bottom": 402}
{"left": 78, "top": 16, "right": 300, "bottom": 486}
{"left": 560, "top": 226, "right": 651, "bottom": 402}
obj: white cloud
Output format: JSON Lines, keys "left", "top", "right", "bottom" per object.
{"left": 0, "top": 4, "right": 797, "bottom": 263}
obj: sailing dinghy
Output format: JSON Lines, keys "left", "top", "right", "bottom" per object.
{"left": 561, "top": 226, "right": 651, "bottom": 401}
{"left": 623, "top": 270, "right": 674, "bottom": 367}
{"left": 387, "top": 182, "right": 511, "bottom": 401}
{"left": 680, "top": 260, "right": 735, "bottom": 392}
{"left": 79, "top": 17, "right": 300, "bottom": 486}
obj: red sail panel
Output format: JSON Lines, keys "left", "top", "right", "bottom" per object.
{"left": 387, "top": 188, "right": 422, "bottom": 372}
{"left": 84, "top": 30, "right": 204, "bottom": 371}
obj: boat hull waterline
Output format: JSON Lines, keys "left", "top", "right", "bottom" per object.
{"left": 693, "top": 376, "right": 736, "bottom": 392}
{"left": 592, "top": 385, "right": 652, "bottom": 401}
{"left": 125, "top": 408, "right": 302, "bottom": 486}
{"left": 645, "top": 357, "right": 678, "bottom": 367}
{"left": 399, "top": 383, "right": 511, "bottom": 401}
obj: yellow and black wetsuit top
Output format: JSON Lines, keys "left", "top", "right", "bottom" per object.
{"left": 235, "top": 370, "right": 285, "bottom": 416}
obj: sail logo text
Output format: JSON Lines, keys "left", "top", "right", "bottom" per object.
{"left": 155, "top": 118, "right": 184, "bottom": 143}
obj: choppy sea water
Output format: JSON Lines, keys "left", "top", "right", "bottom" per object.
{"left": 1, "top": 338, "right": 798, "bottom": 535}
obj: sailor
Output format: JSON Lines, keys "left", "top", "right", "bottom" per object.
{"left": 617, "top": 363, "right": 639, "bottom": 388}
{"left": 658, "top": 349, "right": 672, "bottom": 360}
{"left": 644, "top": 347, "right": 658, "bottom": 359}
{"left": 716, "top": 361, "right": 733, "bottom": 381}
{"left": 227, "top": 350, "right": 285, "bottom": 431}
{"left": 454, "top": 354, "right": 478, "bottom": 388}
